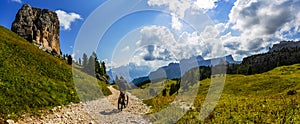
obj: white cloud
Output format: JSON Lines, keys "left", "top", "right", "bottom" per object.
{"left": 141, "top": 0, "right": 300, "bottom": 63}
{"left": 130, "top": 48, "right": 174, "bottom": 72}
{"left": 194, "top": 0, "right": 219, "bottom": 10}
{"left": 137, "top": 25, "right": 220, "bottom": 61}
{"left": 221, "top": 0, "right": 300, "bottom": 60}
{"left": 171, "top": 13, "right": 183, "bottom": 31}
{"left": 121, "top": 46, "right": 130, "bottom": 52}
{"left": 228, "top": 0, "right": 300, "bottom": 36}
{"left": 71, "top": 53, "right": 76, "bottom": 61}
{"left": 128, "top": 24, "right": 227, "bottom": 71}
{"left": 147, "top": 0, "right": 214, "bottom": 31}
{"left": 136, "top": 40, "right": 141, "bottom": 46}
{"left": 138, "top": 26, "right": 178, "bottom": 59}
{"left": 147, "top": 0, "right": 191, "bottom": 18}
{"left": 199, "top": 24, "right": 226, "bottom": 58}
{"left": 55, "top": 10, "right": 83, "bottom": 30}
{"left": 11, "top": 0, "right": 22, "bottom": 3}
{"left": 147, "top": 0, "right": 219, "bottom": 17}
{"left": 106, "top": 60, "right": 117, "bottom": 70}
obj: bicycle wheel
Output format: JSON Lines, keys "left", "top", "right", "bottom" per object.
{"left": 118, "top": 96, "right": 123, "bottom": 111}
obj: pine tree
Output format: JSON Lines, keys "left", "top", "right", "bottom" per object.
{"left": 82, "top": 53, "right": 88, "bottom": 68}
{"left": 86, "top": 54, "right": 95, "bottom": 75}
{"left": 169, "top": 83, "right": 176, "bottom": 96}
{"left": 78, "top": 58, "right": 82, "bottom": 65}
{"left": 67, "top": 55, "right": 72, "bottom": 65}
{"left": 162, "top": 88, "right": 167, "bottom": 96}
{"left": 92, "top": 52, "right": 101, "bottom": 75}
{"left": 100, "top": 61, "right": 107, "bottom": 75}
{"left": 62, "top": 54, "right": 67, "bottom": 60}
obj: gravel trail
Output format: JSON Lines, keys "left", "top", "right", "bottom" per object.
{"left": 14, "top": 86, "right": 151, "bottom": 124}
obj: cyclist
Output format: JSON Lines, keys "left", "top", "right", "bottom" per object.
{"left": 116, "top": 76, "right": 131, "bottom": 102}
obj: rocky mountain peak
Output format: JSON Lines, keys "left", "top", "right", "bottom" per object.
{"left": 11, "top": 4, "right": 61, "bottom": 55}
{"left": 270, "top": 41, "right": 300, "bottom": 52}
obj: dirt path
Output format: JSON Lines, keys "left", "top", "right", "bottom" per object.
{"left": 15, "top": 86, "right": 151, "bottom": 124}
{"left": 106, "top": 86, "right": 150, "bottom": 115}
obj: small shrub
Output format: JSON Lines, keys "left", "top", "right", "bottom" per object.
{"left": 162, "top": 88, "right": 167, "bottom": 96}
{"left": 287, "top": 90, "right": 297, "bottom": 95}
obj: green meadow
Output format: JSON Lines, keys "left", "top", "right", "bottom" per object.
{"left": 0, "top": 26, "right": 111, "bottom": 120}
{"left": 131, "top": 64, "right": 300, "bottom": 123}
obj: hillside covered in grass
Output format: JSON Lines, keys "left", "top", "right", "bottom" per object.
{"left": 134, "top": 64, "right": 300, "bottom": 123}
{"left": 0, "top": 26, "right": 111, "bottom": 120}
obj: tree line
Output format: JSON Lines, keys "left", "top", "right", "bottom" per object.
{"left": 62, "top": 52, "right": 109, "bottom": 83}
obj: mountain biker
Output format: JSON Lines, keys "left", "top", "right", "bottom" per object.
{"left": 116, "top": 76, "right": 131, "bottom": 101}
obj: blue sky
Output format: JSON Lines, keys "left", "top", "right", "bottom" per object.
{"left": 0, "top": 0, "right": 106, "bottom": 55}
{"left": 1, "top": 0, "right": 300, "bottom": 72}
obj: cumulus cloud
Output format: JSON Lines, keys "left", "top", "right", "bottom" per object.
{"left": 106, "top": 60, "right": 117, "bottom": 70}
{"left": 136, "top": 0, "right": 300, "bottom": 64}
{"left": 138, "top": 26, "right": 179, "bottom": 60}
{"left": 136, "top": 25, "right": 222, "bottom": 62}
{"left": 147, "top": 0, "right": 191, "bottom": 18}
{"left": 143, "top": 45, "right": 155, "bottom": 61}
{"left": 127, "top": 25, "right": 226, "bottom": 72}
{"left": 148, "top": 0, "right": 218, "bottom": 17}
{"left": 228, "top": 0, "right": 298, "bottom": 36}
{"left": 130, "top": 47, "right": 175, "bottom": 72}
{"left": 11, "top": 0, "right": 22, "bottom": 3}
{"left": 147, "top": 0, "right": 214, "bottom": 31}
{"left": 143, "top": 45, "right": 174, "bottom": 61}
{"left": 121, "top": 46, "right": 130, "bottom": 52}
{"left": 171, "top": 13, "right": 183, "bottom": 31}
{"left": 139, "top": 25, "right": 177, "bottom": 47}
{"left": 221, "top": 0, "right": 300, "bottom": 60}
{"left": 55, "top": 10, "right": 82, "bottom": 30}
{"left": 194, "top": 0, "right": 219, "bottom": 10}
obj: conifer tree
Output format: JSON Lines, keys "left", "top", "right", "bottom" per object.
{"left": 82, "top": 53, "right": 88, "bottom": 68}
{"left": 67, "top": 55, "right": 72, "bottom": 65}
{"left": 100, "top": 61, "right": 106, "bottom": 75}
{"left": 78, "top": 58, "right": 82, "bottom": 65}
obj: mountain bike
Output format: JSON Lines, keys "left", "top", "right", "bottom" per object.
{"left": 118, "top": 91, "right": 129, "bottom": 111}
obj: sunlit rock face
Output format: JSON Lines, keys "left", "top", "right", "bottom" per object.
{"left": 12, "top": 4, "right": 61, "bottom": 55}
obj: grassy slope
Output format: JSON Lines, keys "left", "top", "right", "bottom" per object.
{"left": 137, "top": 64, "right": 300, "bottom": 123}
{"left": 0, "top": 26, "right": 111, "bottom": 120}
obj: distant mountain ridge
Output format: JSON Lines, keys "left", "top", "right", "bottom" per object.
{"left": 238, "top": 40, "right": 300, "bottom": 74}
{"left": 149, "top": 55, "right": 239, "bottom": 80}
{"left": 107, "top": 63, "right": 151, "bottom": 84}
{"left": 132, "top": 40, "right": 300, "bottom": 86}
{"left": 112, "top": 40, "right": 300, "bottom": 86}
{"left": 131, "top": 55, "right": 240, "bottom": 85}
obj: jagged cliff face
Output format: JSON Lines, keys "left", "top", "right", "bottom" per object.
{"left": 11, "top": 4, "right": 61, "bottom": 55}
{"left": 270, "top": 41, "right": 300, "bottom": 52}
{"left": 241, "top": 41, "right": 300, "bottom": 74}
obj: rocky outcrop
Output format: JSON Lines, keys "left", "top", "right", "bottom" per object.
{"left": 270, "top": 41, "right": 300, "bottom": 52}
{"left": 240, "top": 41, "right": 300, "bottom": 74}
{"left": 11, "top": 4, "right": 61, "bottom": 55}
